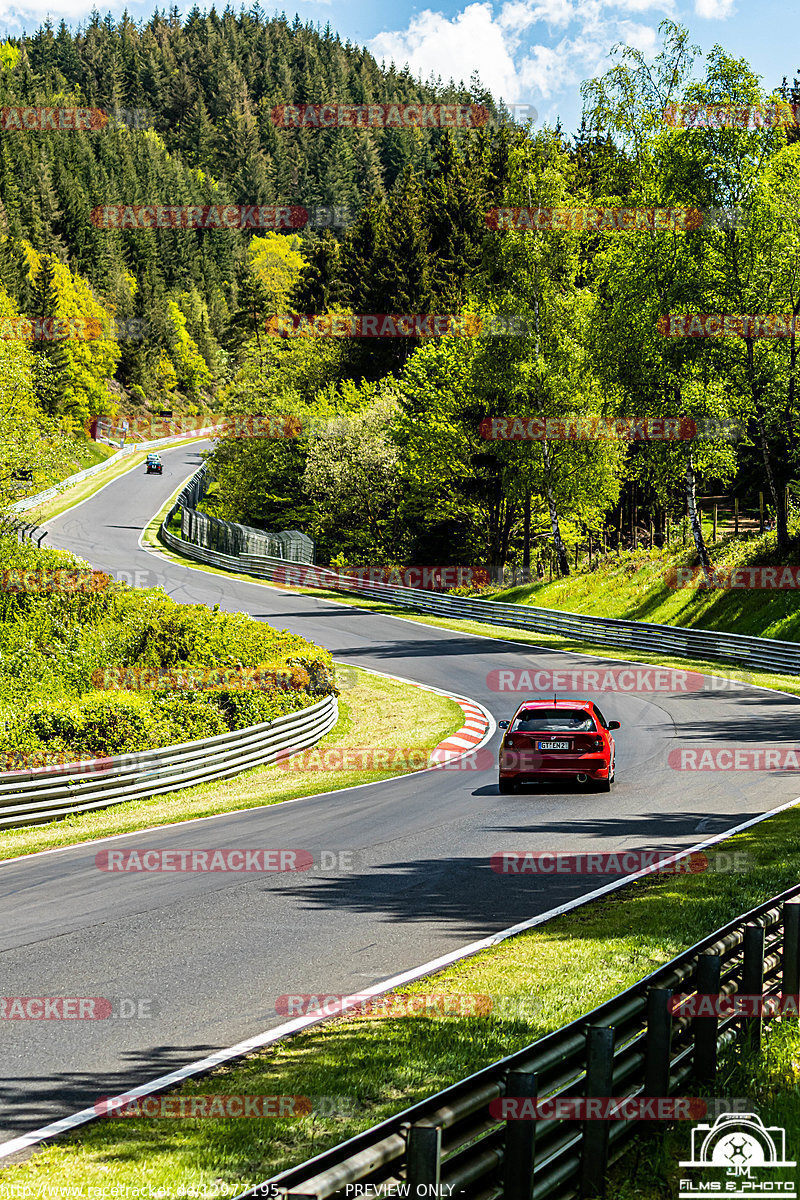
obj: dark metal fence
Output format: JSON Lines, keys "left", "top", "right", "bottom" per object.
{"left": 169, "top": 464, "right": 314, "bottom": 564}
{"left": 242, "top": 885, "right": 800, "bottom": 1200}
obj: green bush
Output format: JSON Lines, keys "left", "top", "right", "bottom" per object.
{"left": 0, "top": 534, "right": 334, "bottom": 762}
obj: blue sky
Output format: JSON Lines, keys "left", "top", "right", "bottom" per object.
{"left": 1, "top": 0, "right": 794, "bottom": 137}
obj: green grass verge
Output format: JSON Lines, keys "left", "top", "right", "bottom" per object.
{"left": 27, "top": 437, "right": 211, "bottom": 524}
{"left": 0, "top": 666, "right": 463, "bottom": 862}
{"left": 610, "top": 1016, "right": 800, "bottom": 1197}
{"left": 138, "top": 527, "right": 800, "bottom": 700}
{"left": 487, "top": 532, "right": 800, "bottom": 641}
{"left": 6, "top": 797, "right": 800, "bottom": 1195}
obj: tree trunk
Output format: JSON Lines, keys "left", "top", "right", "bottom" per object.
{"left": 541, "top": 438, "right": 569, "bottom": 576}
{"left": 754, "top": 408, "right": 788, "bottom": 548}
{"left": 522, "top": 491, "right": 531, "bottom": 581}
{"left": 685, "top": 453, "right": 712, "bottom": 577}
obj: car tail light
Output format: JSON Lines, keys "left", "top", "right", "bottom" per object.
{"left": 589, "top": 737, "right": 603, "bottom": 751}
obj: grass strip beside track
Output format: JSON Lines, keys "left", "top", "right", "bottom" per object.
{"left": 5, "top": 800, "right": 800, "bottom": 1196}
{"left": 139, "top": 529, "right": 800, "bottom": 700}
{"left": 28, "top": 437, "right": 212, "bottom": 524}
{"left": 610, "top": 1015, "right": 800, "bottom": 1196}
{"left": 0, "top": 668, "right": 463, "bottom": 861}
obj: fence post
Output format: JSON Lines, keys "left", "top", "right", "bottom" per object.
{"left": 742, "top": 924, "right": 765, "bottom": 1050}
{"left": 579, "top": 1025, "right": 615, "bottom": 1198}
{"left": 734, "top": 497, "right": 739, "bottom": 535}
{"left": 504, "top": 1067, "right": 538, "bottom": 1200}
{"left": 693, "top": 953, "right": 722, "bottom": 1084}
{"left": 759, "top": 491, "right": 765, "bottom": 532}
{"left": 713, "top": 504, "right": 717, "bottom": 543}
{"left": 645, "top": 987, "right": 673, "bottom": 1098}
{"left": 575, "top": 543, "right": 579, "bottom": 570}
{"left": 782, "top": 898, "right": 800, "bottom": 1015}
{"left": 407, "top": 1121, "right": 442, "bottom": 1190}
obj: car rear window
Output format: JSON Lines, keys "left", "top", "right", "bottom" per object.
{"left": 511, "top": 709, "right": 597, "bottom": 733}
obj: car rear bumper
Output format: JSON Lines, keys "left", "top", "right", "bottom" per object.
{"left": 500, "top": 751, "right": 611, "bottom": 782}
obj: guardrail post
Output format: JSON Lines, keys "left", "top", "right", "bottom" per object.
{"left": 645, "top": 987, "right": 673, "bottom": 1098}
{"left": 693, "top": 953, "right": 721, "bottom": 1084}
{"left": 36, "top": 530, "right": 47, "bottom": 547}
{"left": 782, "top": 899, "right": 800, "bottom": 1015}
{"left": 504, "top": 1067, "right": 538, "bottom": 1200}
{"left": 742, "top": 924, "right": 765, "bottom": 1049}
{"left": 579, "top": 1025, "right": 615, "bottom": 1198}
{"left": 407, "top": 1120, "right": 442, "bottom": 1191}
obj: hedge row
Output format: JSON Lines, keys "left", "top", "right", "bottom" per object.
{"left": 0, "top": 534, "right": 335, "bottom": 762}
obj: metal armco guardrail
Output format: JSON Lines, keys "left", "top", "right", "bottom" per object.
{"left": 160, "top": 468, "right": 800, "bottom": 678}
{"left": 0, "top": 694, "right": 337, "bottom": 829}
{"left": 315, "top": 574, "right": 800, "bottom": 676}
{"left": 242, "top": 885, "right": 800, "bottom": 1200}
{"left": 10, "top": 426, "right": 222, "bottom": 514}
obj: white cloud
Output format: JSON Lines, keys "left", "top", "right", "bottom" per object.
{"left": 370, "top": 3, "right": 520, "bottom": 95}
{"left": 0, "top": 0, "right": 89, "bottom": 25}
{"left": 694, "top": 0, "right": 735, "bottom": 16}
{"left": 369, "top": 0, "right": 671, "bottom": 117}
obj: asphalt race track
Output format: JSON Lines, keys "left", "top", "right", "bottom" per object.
{"left": 1, "top": 440, "right": 798, "bottom": 1143}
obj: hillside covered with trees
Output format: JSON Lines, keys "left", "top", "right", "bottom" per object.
{"left": 3, "top": 13, "right": 800, "bottom": 583}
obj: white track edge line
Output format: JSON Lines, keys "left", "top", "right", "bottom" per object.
{"left": 0, "top": 671, "right": 493, "bottom": 866}
{"left": 2, "top": 791, "right": 798, "bottom": 1161}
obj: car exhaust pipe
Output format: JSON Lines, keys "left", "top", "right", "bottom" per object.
{"left": 576, "top": 773, "right": 588, "bottom": 783}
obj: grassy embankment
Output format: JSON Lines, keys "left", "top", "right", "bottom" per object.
{"left": 5, "top": 801, "right": 800, "bottom": 1196}
{"left": 4, "top": 503, "right": 793, "bottom": 1194}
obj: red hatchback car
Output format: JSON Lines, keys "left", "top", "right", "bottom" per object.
{"left": 498, "top": 699, "right": 619, "bottom": 793}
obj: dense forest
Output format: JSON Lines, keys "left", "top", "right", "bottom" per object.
{"left": 2, "top": 13, "right": 800, "bottom": 577}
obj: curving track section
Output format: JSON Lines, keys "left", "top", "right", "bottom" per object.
{"left": 1, "top": 441, "right": 799, "bottom": 1146}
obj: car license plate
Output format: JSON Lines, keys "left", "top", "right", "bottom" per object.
{"left": 539, "top": 740, "right": 569, "bottom": 750}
